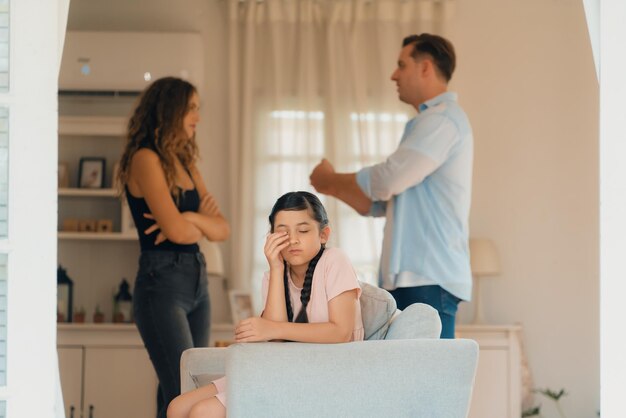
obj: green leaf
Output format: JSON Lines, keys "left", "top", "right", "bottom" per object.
{"left": 522, "top": 406, "right": 541, "bottom": 417}
{"left": 534, "top": 388, "right": 567, "bottom": 401}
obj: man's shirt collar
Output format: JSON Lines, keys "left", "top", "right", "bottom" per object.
{"left": 418, "top": 91, "right": 458, "bottom": 112}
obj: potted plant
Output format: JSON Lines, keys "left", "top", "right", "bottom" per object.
{"left": 73, "top": 306, "right": 86, "bottom": 323}
{"left": 113, "top": 309, "right": 125, "bottom": 323}
{"left": 93, "top": 305, "right": 105, "bottom": 323}
{"left": 522, "top": 387, "right": 600, "bottom": 417}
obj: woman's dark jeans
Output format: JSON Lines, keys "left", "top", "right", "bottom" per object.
{"left": 390, "top": 285, "right": 461, "bottom": 339}
{"left": 133, "top": 251, "right": 210, "bottom": 418}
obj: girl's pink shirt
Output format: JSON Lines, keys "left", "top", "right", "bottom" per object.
{"left": 262, "top": 247, "right": 364, "bottom": 341}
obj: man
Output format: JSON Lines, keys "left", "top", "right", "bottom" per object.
{"left": 309, "top": 33, "right": 473, "bottom": 338}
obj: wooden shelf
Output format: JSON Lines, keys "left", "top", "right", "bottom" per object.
{"left": 59, "top": 116, "right": 127, "bottom": 136}
{"left": 58, "top": 232, "right": 137, "bottom": 241}
{"left": 59, "top": 188, "right": 118, "bottom": 197}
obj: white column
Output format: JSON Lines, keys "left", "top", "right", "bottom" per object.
{"left": 4, "top": 0, "right": 67, "bottom": 417}
{"left": 600, "top": 1, "right": 626, "bottom": 416}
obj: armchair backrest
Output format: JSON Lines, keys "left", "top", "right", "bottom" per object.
{"left": 225, "top": 339, "right": 478, "bottom": 418}
{"left": 359, "top": 281, "right": 441, "bottom": 340}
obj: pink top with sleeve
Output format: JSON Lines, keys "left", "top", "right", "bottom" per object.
{"left": 262, "top": 247, "right": 364, "bottom": 341}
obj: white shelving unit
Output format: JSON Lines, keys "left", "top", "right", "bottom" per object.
{"left": 58, "top": 186, "right": 137, "bottom": 241}
{"left": 57, "top": 114, "right": 140, "bottom": 321}
{"left": 57, "top": 112, "right": 150, "bottom": 417}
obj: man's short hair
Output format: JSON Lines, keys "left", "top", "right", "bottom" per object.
{"left": 402, "top": 33, "right": 456, "bottom": 82}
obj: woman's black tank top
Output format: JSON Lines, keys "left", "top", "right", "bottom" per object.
{"left": 125, "top": 175, "right": 200, "bottom": 254}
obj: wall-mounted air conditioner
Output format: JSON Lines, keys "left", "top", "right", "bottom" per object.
{"left": 59, "top": 31, "right": 204, "bottom": 94}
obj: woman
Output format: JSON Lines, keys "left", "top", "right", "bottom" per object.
{"left": 117, "top": 77, "right": 229, "bottom": 418}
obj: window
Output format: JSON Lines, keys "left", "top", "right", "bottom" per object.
{"left": 250, "top": 108, "right": 409, "bottom": 305}
{"left": 0, "top": 106, "right": 7, "bottom": 238}
{"left": 0, "top": 1, "right": 7, "bottom": 93}
{"left": 0, "top": 2, "right": 8, "bottom": 413}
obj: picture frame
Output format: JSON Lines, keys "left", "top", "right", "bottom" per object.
{"left": 228, "top": 290, "right": 254, "bottom": 325}
{"left": 78, "top": 157, "right": 106, "bottom": 188}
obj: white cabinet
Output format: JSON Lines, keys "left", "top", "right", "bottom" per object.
{"left": 456, "top": 324, "right": 522, "bottom": 418}
{"left": 58, "top": 325, "right": 157, "bottom": 418}
{"left": 58, "top": 347, "right": 82, "bottom": 418}
{"left": 58, "top": 323, "right": 234, "bottom": 418}
{"left": 83, "top": 347, "right": 157, "bottom": 418}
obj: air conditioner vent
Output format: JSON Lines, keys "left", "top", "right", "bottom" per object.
{"left": 58, "top": 90, "right": 141, "bottom": 98}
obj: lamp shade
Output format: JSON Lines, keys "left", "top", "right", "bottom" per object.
{"left": 469, "top": 238, "right": 500, "bottom": 276}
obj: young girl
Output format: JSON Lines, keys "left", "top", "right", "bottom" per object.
{"left": 118, "top": 77, "right": 230, "bottom": 418}
{"left": 167, "top": 191, "right": 364, "bottom": 418}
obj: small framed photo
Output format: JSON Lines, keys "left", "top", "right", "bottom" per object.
{"left": 229, "top": 290, "right": 254, "bottom": 325}
{"left": 78, "top": 157, "right": 106, "bottom": 188}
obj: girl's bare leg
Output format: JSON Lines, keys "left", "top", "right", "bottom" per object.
{"left": 189, "top": 397, "right": 226, "bottom": 418}
{"left": 166, "top": 383, "right": 218, "bottom": 418}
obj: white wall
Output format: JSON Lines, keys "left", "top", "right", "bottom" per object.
{"left": 197, "top": 0, "right": 599, "bottom": 415}
{"left": 447, "top": 0, "right": 599, "bottom": 416}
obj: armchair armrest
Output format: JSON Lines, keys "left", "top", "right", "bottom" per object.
{"left": 180, "top": 347, "right": 228, "bottom": 394}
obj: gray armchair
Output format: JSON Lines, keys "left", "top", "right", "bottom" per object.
{"left": 180, "top": 282, "right": 478, "bottom": 418}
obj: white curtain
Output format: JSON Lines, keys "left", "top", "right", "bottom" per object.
{"left": 226, "top": 0, "right": 453, "bottom": 308}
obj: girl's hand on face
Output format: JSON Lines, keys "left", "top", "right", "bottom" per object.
{"left": 235, "top": 317, "right": 276, "bottom": 342}
{"left": 264, "top": 232, "right": 290, "bottom": 270}
{"left": 143, "top": 213, "right": 167, "bottom": 245}
{"left": 199, "top": 193, "right": 219, "bottom": 217}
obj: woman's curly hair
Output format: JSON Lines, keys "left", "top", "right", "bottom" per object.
{"left": 117, "top": 77, "right": 199, "bottom": 197}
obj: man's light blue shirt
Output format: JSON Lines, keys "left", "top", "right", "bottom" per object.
{"left": 356, "top": 92, "right": 473, "bottom": 301}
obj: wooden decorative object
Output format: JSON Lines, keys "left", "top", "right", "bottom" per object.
{"left": 58, "top": 162, "right": 70, "bottom": 188}
{"left": 62, "top": 219, "right": 79, "bottom": 232}
{"left": 79, "top": 220, "right": 97, "bottom": 232}
{"left": 97, "top": 219, "right": 113, "bottom": 233}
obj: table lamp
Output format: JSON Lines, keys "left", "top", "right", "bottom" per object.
{"left": 469, "top": 238, "right": 501, "bottom": 324}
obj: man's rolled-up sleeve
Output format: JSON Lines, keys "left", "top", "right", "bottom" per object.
{"left": 366, "top": 148, "right": 438, "bottom": 201}
{"left": 358, "top": 113, "right": 458, "bottom": 202}
{"left": 356, "top": 168, "right": 386, "bottom": 217}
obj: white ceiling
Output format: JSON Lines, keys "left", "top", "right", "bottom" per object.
{"left": 67, "top": 0, "right": 212, "bottom": 32}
